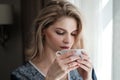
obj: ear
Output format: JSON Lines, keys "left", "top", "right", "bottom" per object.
{"left": 42, "top": 29, "right": 46, "bottom": 36}
{"left": 41, "top": 29, "right": 46, "bottom": 41}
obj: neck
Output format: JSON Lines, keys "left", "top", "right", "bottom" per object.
{"left": 31, "top": 48, "right": 56, "bottom": 75}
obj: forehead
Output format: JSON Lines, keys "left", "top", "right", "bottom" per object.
{"left": 50, "top": 16, "right": 77, "bottom": 31}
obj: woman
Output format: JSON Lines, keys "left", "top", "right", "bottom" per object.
{"left": 11, "top": 0, "right": 97, "bottom": 80}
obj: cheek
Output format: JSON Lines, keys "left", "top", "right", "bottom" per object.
{"left": 70, "top": 38, "right": 75, "bottom": 46}
{"left": 45, "top": 33, "right": 62, "bottom": 44}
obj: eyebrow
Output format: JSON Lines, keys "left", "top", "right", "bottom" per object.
{"left": 55, "top": 28, "right": 77, "bottom": 32}
{"left": 55, "top": 28, "right": 66, "bottom": 31}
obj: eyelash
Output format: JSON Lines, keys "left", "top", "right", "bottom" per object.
{"left": 71, "top": 33, "right": 77, "bottom": 36}
{"left": 56, "top": 31, "right": 77, "bottom": 36}
{"left": 56, "top": 31, "right": 65, "bottom": 35}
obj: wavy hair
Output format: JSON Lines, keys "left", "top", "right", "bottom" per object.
{"left": 26, "top": 0, "right": 83, "bottom": 60}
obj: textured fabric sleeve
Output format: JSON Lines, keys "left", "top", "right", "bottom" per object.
{"left": 11, "top": 74, "right": 21, "bottom": 80}
{"left": 10, "top": 71, "right": 29, "bottom": 80}
{"left": 92, "top": 69, "right": 97, "bottom": 80}
{"left": 11, "top": 74, "right": 18, "bottom": 80}
{"left": 70, "top": 68, "right": 97, "bottom": 80}
{"left": 10, "top": 62, "right": 45, "bottom": 80}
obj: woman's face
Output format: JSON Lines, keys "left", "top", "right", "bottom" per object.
{"left": 43, "top": 17, "right": 78, "bottom": 52}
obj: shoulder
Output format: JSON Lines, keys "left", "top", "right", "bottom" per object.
{"left": 11, "top": 62, "right": 32, "bottom": 79}
{"left": 11, "top": 61, "right": 45, "bottom": 80}
{"left": 12, "top": 62, "right": 33, "bottom": 75}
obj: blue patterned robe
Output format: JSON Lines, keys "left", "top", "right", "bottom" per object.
{"left": 11, "top": 61, "right": 97, "bottom": 80}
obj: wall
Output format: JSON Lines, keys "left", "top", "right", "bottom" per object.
{"left": 0, "top": 0, "right": 23, "bottom": 80}
{"left": 113, "top": 0, "right": 120, "bottom": 80}
{"left": 21, "top": 0, "right": 44, "bottom": 60}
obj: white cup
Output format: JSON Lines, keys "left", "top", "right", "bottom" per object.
{"left": 56, "top": 49, "right": 85, "bottom": 57}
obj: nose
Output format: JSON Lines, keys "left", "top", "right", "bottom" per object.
{"left": 63, "top": 34, "right": 73, "bottom": 44}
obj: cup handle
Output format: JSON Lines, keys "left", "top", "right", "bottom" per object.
{"left": 56, "top": 51, "right": 62, "bottom": 56}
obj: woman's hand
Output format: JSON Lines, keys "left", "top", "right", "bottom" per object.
{"left": 77, "top": 51, "right": 93, "bottom": 80}
{"left": 46, "top": 51, "right": 80, "bottom": 80}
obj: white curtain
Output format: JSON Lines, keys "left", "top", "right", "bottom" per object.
{"left": 68, "top": 0, "right": 113, "bottom": 80}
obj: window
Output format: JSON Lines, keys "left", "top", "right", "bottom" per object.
{"left": 68, "top": 0, "right": 113, "bottom": 80}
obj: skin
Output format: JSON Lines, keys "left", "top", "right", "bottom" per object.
{"left": 32, "top": 17, "right": 93, "bottom": 80}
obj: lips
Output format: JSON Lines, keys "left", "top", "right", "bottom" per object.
{"left": 60, "top": 46, "right": 70, "bottom": 49}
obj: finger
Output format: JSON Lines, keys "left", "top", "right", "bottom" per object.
{"left": 77, "top": 59, "right": 93, "bottom": 72}
{"left": 67, "top": 65, "right": 80, "bottom": 72}
{"left": 62, "top": 55, "right": 80, "bottom": 64}
{"left": 78, "top": 63, "right": 92, "bottom": 72}
{"left": 78, "top": 60, "right": 92, "bottom": 68}
{"left": 66, "top": 62, "right": 79, "bottom": 72}
{"left": 68, "top": 62, "right": 78, "bottom": 68}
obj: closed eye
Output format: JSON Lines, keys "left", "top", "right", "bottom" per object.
{"left": 56, "top": 29, "right": 65, "bottom": 35}
{"left": 71, "top": 30, "right": 78, "bottom": 36}
{"left": 56, "top": 31, "right": 65, "bottom": 35}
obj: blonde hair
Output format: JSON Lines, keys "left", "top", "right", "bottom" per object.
{"left": 26, "top": 0, "right": 83, "bottom": 60}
